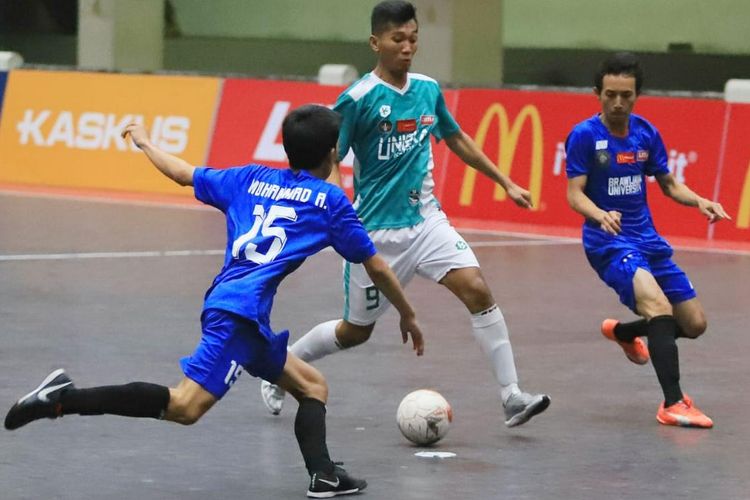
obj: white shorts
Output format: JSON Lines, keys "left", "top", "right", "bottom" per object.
{"left": 343, "top": 208, "right": 479, "bottom": 326}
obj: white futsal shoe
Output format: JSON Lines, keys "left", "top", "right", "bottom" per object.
{"left": 260, "top": 380, "right": 286, "bottom": 415}
{"left": 503, "top": 391, "right": 551, "bottom": 427}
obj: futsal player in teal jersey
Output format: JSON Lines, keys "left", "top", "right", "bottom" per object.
{"left": 566, "top": 52, "right": 730, "bottom": 428}
{"left": 5, "top": 105, "right": 425, "bottom": 497}
{"left": 262, "top": 0, "right": 550, "bottom": 428}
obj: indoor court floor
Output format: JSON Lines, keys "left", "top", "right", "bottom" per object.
{"left": 1, "top": 190, "right": 749, "bottom": 500}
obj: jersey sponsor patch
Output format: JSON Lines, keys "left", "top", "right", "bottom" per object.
{"left": 617, "top": 152, "right": 636, "bottom": 164}
{"left": 607, "top": 174, "right": 643, "bottom": 195}
{"left": 595, "top": 140, "right": 609, "bottom": 150}
{"left": 637, "top": 150, "right": 649, "bottom": 161}
{"left": 420, "top": 114, "right": 435, "bottom": 125}
{"left": 397, "top": 119, "right": 417, "bottom": 133}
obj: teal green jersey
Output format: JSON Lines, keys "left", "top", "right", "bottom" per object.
{"left": 334, "top": 72, "right": 461, "bottom": 231}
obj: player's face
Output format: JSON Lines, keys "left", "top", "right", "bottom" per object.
{"left": 597, "top": 74, "right": 637, "bottom": 126}
{"left": 370, "top": 20, "right": 419, "bottom": 73}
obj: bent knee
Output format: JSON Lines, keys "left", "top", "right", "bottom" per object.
{"left": 167, "top": 401, "right": 205, "bottom": 425}
{"left": 459, "top": 277, "right": 495, "bottom": 312}
{"left": 338, "top": 322, "right": 374, "bottom": 348}
{"left": 299, "top": 374, "right": 328, "bottom": 402}
{"left": 681, "top": 317, "right": 708, "bottom": 338}
{"left": 166, "top": 392, "right": 211, "bottom": 425}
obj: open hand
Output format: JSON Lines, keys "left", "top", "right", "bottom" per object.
{"left": 400, "top": 316, "right": 424, "bottom": 356}
{"left": 698, "top": 198, "right": 731, "bottom": 223}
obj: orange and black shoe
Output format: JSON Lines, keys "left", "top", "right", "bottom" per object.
{"left": 601, "top": 319, "right": 650, "bottom": 365}
{"left": 656, "top": 394, "right": 713, "bottom": 429}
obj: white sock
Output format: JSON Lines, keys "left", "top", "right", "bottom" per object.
{"left": 289, "top": 320, "right": 342, "bottom": 362}
{"left": 471, "top": 305, "right": 521, "bottom": 404}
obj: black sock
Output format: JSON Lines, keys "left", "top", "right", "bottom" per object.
{"left": 614, "top": 319, "right": 648, "bottom": 342}
{"left": 294, "top": 398, "right": 334, "bottom": 475}
{"left": 60, "top": 382, "right": 170, "bottom": 419}
{"left": 615, "top": 318, "right": 687, "bottom": 342}
{"left": 647, "top": 316, "right": 683, "bottom": 407}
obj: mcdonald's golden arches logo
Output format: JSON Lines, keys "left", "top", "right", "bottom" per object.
{"left": 459, "top": 103, "right": 543, "bottom": 209}
{"left": 738, "top": 159, "right": 750, "bottom": 229}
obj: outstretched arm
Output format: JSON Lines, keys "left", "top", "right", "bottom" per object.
{"left": 656, "top": 173, "right": 730, "bottom": 223}
{"left": 362, "top": 254, "right": 424, "bottom": 356}
{"left": 444, "top": 130, "right": 533, "bottom": 209}
{"left": 567, "top": 175, "right": 622, "bottom": 235}
{"left": 122, "top": 123, "right": 195, "bottom": 187}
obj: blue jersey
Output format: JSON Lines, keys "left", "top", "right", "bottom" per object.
{"left": 334, "top": 72, "right": 461, "bottom": 231}
{"left": 193, "top": 165, "right": 376, "bottom": 336}
{"left": 565, "top": 113, "right": 672, "bottom": 255}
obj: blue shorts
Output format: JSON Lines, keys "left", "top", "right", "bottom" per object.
{"left": 180, "top": 309, "right": 289, "bottom": 399}
{"left": 586, "top": 247, "right": 696, "bottom": 314}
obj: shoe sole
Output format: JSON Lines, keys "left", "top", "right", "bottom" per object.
{"left": 622, "top": 340, "right": 650, "bottom": 366}
{"left": 505, "top": 395, "right": 551, "bottom": 427}
{"left": 307, "top": 487, "right": 362, "bottom": 498}
{"left": 656, "top": 414, "right": 713, "bottom": 429}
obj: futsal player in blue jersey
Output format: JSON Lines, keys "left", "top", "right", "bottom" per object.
{"left": 5, "top": 105, "right": 425, "bottom": 497}
{"left": 262, "top": 0, "right": 550, "bottom": 428}
{"left": 565, "top": 52, "right": 730, "bottom": 428}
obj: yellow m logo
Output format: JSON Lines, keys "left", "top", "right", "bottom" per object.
{"left": 738, "top": 160, "right": 750, "bottom": 229}
{"left": 459, "top": 104, "right": 543, "bottom": 209}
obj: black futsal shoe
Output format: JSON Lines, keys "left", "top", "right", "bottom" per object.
{"left": 5, "top": 369, "right": 74, "bottom": 430}
{"left": 307, "top": 464, "right": 367, "bottom": 498}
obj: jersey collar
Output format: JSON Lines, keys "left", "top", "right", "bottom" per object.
{"left": 370, "top": 71, "right": 411, "bottom": 95}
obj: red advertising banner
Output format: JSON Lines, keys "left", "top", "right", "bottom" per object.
{"left": 439, "top": 88, "right": 736, "bottom": 241}
{"left": 208, "top": 78, "right": 455, "bottom": 199}
{"left": 712, "top": 103, "right": 750, "bottom": 242}
{"left": 439, "top": 88, "right": 598, "bottom": 228}
{"left": 635, "top": 96, "right": 726, "bottom": 239}
{"left": 209, "top": 79, "right": 345, "bottom": 168}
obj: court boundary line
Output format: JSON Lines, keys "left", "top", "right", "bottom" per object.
{"left": 3, "top": 236, "right": 749, "bottom": 263}
{"left": 2, "top": 189, "right": 748, "bottom": 257}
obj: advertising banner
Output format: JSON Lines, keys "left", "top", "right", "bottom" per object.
{"left": 712, "top": 103, "right": 750, "bottom": 242}
{"left": 439, "top": 88, "right": 598, "bottom": 228}
{"left": 439, "top": 89, "right": 735, "bottom": 241}
{"left": 0, "top": 70, "right": 220, "bottom": 195}
{"left": 1, "top": 70, "right": 744, "bottom": 245}
{"left": 208, "top": 78, "right": 457, "bottom": 198}
{"left": 634, "top": 96, "right": 727, "bottom": 239}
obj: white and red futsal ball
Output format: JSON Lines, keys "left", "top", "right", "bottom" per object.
{"left": 396, "top": 389, "right": 452, "bottom": 445}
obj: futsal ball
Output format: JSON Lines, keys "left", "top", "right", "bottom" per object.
{"left": 396, "top": 389, "right": 452, "bottom": 446}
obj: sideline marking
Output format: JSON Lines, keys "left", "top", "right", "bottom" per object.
{"left": 2, "top": 190, "right": 748, "bottom": 257}
{"left": 4, "top": 237, "right": 747, "bottom": 262}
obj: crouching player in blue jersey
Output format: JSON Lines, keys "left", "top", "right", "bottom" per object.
{"left": 261, "top": 0, "right": 549, "bottom": 428}
{"left": 565, "top": 52, "right": 730, "bottom": 428}
{"left": 4, "top": 105, "right": 424, "bottom": 497}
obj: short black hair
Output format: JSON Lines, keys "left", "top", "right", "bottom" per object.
{"left": 595, "top": 52, "right": 644, "bottom": 95}
{"left": 282, "top": 105, "right": 341, "bottom": 171}
{"left": 371, "top": 0, "right": 417, "bottom": 35}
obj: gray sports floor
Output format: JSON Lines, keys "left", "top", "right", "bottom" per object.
{"left": 1, "top": 191, "right": 749, "bottom": 500}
